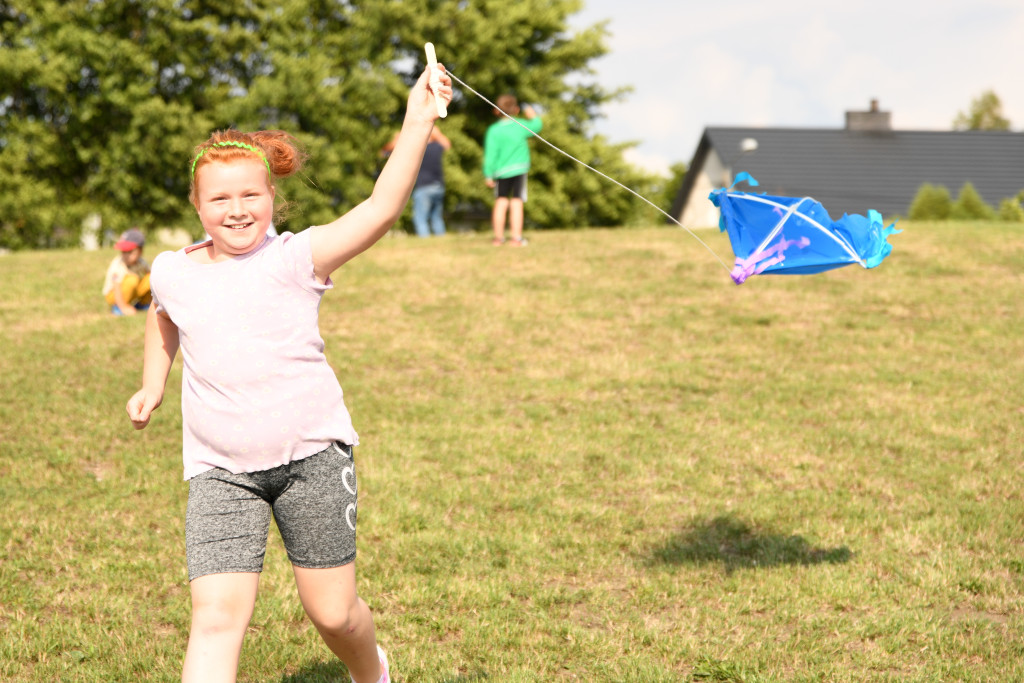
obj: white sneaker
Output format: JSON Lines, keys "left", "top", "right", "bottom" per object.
{"left": 351, "top": 645, "right": 390, "bottom": 683}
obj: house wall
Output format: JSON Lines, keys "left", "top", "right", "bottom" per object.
{"left": 680, "top": 148, "right": 728, "bottom": 228}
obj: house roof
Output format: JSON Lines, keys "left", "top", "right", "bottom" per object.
{"left": 671, "top": 126, "right": 1024, "bottom": 221}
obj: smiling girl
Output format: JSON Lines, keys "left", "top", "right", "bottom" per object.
{"left": 126, "top": 66, "right": 453, "bottom": 683}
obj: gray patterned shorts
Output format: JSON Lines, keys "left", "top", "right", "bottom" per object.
{"left": 185, "top": 442, "right": 358, "bottom": 581}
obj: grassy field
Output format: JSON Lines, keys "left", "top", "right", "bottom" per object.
{"left": 1, "top": 222, "right": 1022, "bottom": 682}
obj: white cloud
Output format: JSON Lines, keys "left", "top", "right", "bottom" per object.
{"left": 621, "top": 147, "right": 671, "bottom": 176}
{"left": 571, "top": 0, "right": 1024, "bottom": 168}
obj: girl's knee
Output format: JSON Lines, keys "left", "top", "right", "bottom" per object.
{"left": 191, "top": 595, "right": 253, "bottom": 636}
{"left": 188, "top": 573, "right": 258, "bottom": 641}
{"left": 309, "top": 599, "right": 365, "bottom": 639}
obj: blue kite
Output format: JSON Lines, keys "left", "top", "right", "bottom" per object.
{"left": 709, "top": 173, "right": 901, "bottom": 285}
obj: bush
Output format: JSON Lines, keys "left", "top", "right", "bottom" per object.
{"left": 998, "top": 197, "right": 1024, "bottom": 222}
{"left": 908, "top": 183, "right": 952, "bottom": 220}
{"left": 951, "top": 182, "right": 995, "bottom": 220}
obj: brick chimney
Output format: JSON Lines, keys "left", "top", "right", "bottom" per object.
{"left": 845, "top": 98, "right": 892, "bottom": 131}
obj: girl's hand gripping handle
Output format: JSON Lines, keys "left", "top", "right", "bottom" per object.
{"left": 425, "top": 43, "right": 447, "bottom": 118}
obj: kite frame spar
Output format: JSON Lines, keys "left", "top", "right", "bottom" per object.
{"left": 739, "top": 195, "right": 866, "bottom": 267}
{"left": 711, "top": 173, "right": 899, "bottom": 284}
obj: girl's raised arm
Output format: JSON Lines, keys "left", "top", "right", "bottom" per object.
{"left": 309, "top": 66, "right": 453, "bottom": 282}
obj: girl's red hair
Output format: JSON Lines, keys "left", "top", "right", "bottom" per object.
{"left": 189, "top": 130, "right": 308, "bottom": 220}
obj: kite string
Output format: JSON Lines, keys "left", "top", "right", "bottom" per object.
{"left": 445, "top": 70, "right": 733, "bottom": 274}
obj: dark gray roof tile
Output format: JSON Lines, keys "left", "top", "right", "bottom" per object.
{"left": 673, "top": 127, "right": 1024, "bottom": 221}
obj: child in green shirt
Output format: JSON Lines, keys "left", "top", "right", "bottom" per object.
{"left": 483, "top": 94, "right": 542, "bottom": 246}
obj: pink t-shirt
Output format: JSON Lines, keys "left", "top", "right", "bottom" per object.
{"left": 150, "top": 231, "right": 359, "bottom": 480}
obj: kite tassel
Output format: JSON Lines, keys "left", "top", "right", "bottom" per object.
{"left": 730, "top": 235, "right": 810, "bottom": 284}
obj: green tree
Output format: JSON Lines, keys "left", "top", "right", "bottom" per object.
{"left": 0, "top": 0, "right": 653, "bottom": 249}
{"left": 1, "top": 0, "right": 267, "bottom": 247}
{"left": 950, "top": 182, "right": 994, "bottom": 220}
{"left": 659, "top": 161, "right": 687, "bottom": 215}
{"left": 953, "top": 90, "right": 1011, "bottom": 131}
{"left": 907, "top": 183, "right": 952, "bottom": 220}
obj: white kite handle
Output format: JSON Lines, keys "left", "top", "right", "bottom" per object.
{"left": 424, "top": 42, "right": 447, "bottom": 118}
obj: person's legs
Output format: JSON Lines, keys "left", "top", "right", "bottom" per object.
{"left": 274, "top": 445, "right": 383, "bottom": 682}
{"left": 428, "top": 186, "right": 447, "bottom": 236}
{"left": 110, "top": 272, "right": 153, "bottom": 308}
{"left": 184, "top": 468, "right": 275, "bottom": 681}
{"left": 411, "top": 186, "right": 431, "bottom": 237}
{"left": 136, "top": 272, "right": 152, "bottom": 306}
{"left": 492, "top": 197, "right": 509, "bottom": 244}
{"left": 182, "top": 572, "right": 260, "bottom": 683}
{"left": 293, "top": 563, "right": 383, "bottom": 683}
{"left": 118, "top": 274, "right": 141, "bottom": 306}
{"left": 509, "top": 198, "right": 524, "bottom": 243}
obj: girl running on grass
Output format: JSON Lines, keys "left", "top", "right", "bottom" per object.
{"left": 126, "top": 65, "right": 453, "bottom": 683}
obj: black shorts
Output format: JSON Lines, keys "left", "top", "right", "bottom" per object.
{"left": 494, "top": 174, "right": 528, "bottom": 201}
{"left": 185, "top": 443, "right": 358, "bottom": 580}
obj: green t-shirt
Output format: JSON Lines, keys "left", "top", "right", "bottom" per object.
{"left": 483, "top": 116, "right": 543, "bottom": 180}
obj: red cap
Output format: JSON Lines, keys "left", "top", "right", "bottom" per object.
{"left": 115, "top": 228, "right": 145, "bottom": 252}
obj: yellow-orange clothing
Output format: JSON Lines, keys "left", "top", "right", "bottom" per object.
{"left": 103, "top": 255, "right": 152, "bottom": 308}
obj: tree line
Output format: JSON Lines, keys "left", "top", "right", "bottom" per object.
{"left": 0, "top": 0, "right": 670, "bottom": 250}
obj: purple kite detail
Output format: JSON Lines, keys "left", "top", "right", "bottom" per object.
{"left": 730, "top": 235, "right": 811, "bottom": 284}
{"left": 709, "top": 173, "right": 901, "bottom": 285}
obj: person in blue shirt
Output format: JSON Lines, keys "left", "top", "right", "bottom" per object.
{"left": 382, "top": 126, "right": 451, "bottom": 237}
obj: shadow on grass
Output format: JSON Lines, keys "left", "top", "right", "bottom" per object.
{"left": 280, "top": 660, "right": 491, "bottom": 683}
{"left": 279, "top": 661, "right": 347, "bottom": 683}
{"left": 650, "top": 514, "right": 853, "bottom": 574}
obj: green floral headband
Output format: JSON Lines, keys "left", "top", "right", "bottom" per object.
{"left": 191, "top": 141, "right": 271, "bottom": 178}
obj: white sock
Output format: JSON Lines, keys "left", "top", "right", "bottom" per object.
{"left": 349, "top": 662, "right": 387, "bottom": 683}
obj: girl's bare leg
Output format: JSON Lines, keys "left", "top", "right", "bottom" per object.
{"left": 182, "top": 572, "right": 260, "bottom": 683}
{"left": 293, "top": 563, "right": 381, "bottom": 683}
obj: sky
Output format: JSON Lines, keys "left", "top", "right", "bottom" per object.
{"left": 568, "top": 0, "right": 1024, "bottom": 175}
